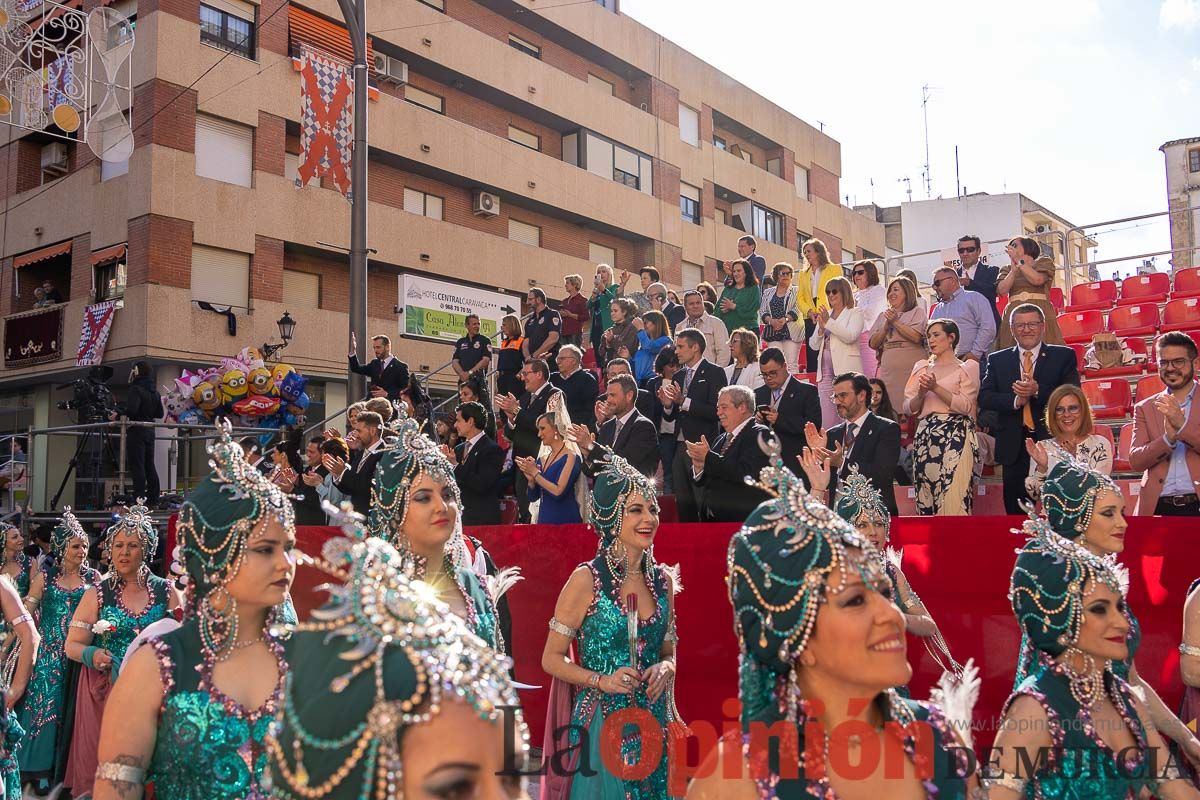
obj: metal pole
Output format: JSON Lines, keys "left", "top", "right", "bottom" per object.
{"left": 338, "top": 0, "right": 369, "bottom": 402}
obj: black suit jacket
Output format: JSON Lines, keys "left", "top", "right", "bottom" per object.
{"left": 979, "top": 344, "right": 1080, "bottom": 465}
{"left": 662, "top": 359, "right": 727, "bottom": 442}
{"left": 503, "top": 384, "right": 559, "bottom": 458}
{"left": 754, "top": 378, "right": 822, "bottom": 483}
{"left": 825, "top": 413, "right": 900, "bottom": 515}
{"left": 663, "top": 302, "right": 686, "bottom": 332}
{"left": 964, "top": 263, "right": 1002, "bottom": 327}
{"left": 551, "top": 369, "right": 599, "bottom": 430}
{"left": 454, "top": 435, "right": 504, "bottom": 526}
{"left": 696, "top": 421, "right": 773, "bottom": 521}
{"left": 589, "top": 410, "right": 659, "bottom": 478}
{"left": 335, "top": 445, "right": 387, "bottom": 516}
{"left": 349, "top": 355, "right": 410, "bottom": 400}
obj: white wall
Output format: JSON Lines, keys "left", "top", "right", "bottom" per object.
{"left": 896, "top": 194, "right": 1024, "bottom": 282}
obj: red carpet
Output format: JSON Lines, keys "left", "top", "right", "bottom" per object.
{"left": 283, "top": 517, "right": 1196, "bottom": 749}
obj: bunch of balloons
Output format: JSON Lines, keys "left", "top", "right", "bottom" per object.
{"left": 162, "top": 346, "right": 310, "bottom": 429}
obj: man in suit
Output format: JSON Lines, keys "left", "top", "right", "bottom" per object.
{"left": 754, "top": 347, "right": 821, "bottom": 485}
{"left": 807, "top": 372, "right": 901, "bottom": 514}
{"left": 571, "top": 374, "right": 659, "bottom": 478}
{"left": 324, "top": 411, "right": 388, "bottom": 516}
{"left": 497, "top": 359, "right": 560, "bottom": 523}
{"left": 660, "top": 328, "right": 727, "bottom": 522}
{"left": 979, "top": 303, "right": 1081, "bottom": 514}
{"left": 955, "top": 234, "right": 1001, "bottom": 330}
{"left": 644, "top": 346, "right": 680, "bottom": 494}
{"left": 686, "top": 385, "right": 772, "bottom": 521}
{"left": 551, "top": 345, "right": 598, "bottom": 430}
{"left": 348, "top": 332, "right": 410, "bottom": 400}
{"left": 1130, "top": 332, "right": 1200, "bottom": 515}
{"left": 647, "top": 281, "right": 686, "bottom": 331}
{"left": 448, "top": 401, "right": 504, "bottom": 526}
{"left": 596, "top": 358, "right": 653, "bottom": 423}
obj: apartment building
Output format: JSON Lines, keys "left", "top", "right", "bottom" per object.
{"left": 1161, "top": 137, "right": 1200, "bottom": 271}
{"left": 0, "top": 0, "right": 884, "bottom": 506}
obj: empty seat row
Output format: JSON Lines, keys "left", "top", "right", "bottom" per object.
{"left": 1068, "top": 269, "right": 1200, "bottom": 311}
{"left": 1058, "top": 297, "right": 1200, "bottom": 343}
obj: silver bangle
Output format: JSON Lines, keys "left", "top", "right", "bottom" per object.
{"left": 548, "top": 617, "right": 577, "bottom": 639}
{"left": 9, "top": 613, "right": 32, "bottom": 628}
{"left": 1180, "top": 642, "right": 1200, "bottom": 658}
{"left": 70, "top": 620, "right": 92, "bottom": 631}
{"left": 983, "top": 774, "right": 1027, "bottom": 793}
{"left": 96, "top": 761, "right": 145, "bottom": 785}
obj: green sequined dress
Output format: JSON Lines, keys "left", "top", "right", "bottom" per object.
{"left": 14, "top": 564, "right": 99, "bottom": 780}
{"left": 146, "top": 619, "right": 286, "bottom": 800}
{"left": 565, "top": 558, "right": 676, "bottom": 800}
{"left": 455, "top": 565, "right": 500, "bottom": 651}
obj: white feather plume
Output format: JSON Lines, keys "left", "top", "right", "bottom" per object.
{"left": 928, "top": 657, "right": 980, "bottom": 749}
{"left": 484, "top": 565, "right": 524, "bottom": 601}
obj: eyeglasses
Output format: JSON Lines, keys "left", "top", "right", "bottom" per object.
{"left": 1054, "top": 405, "right": 1082, "bottom": 416}
{"left": 650, "top": 294, "right": 665, "bottom": 301}
{"left": 957, "top": 246, "right": 978, "bottom": 254}
{"left": 1012, "top": 321, "right": 1044, "bottom": 331}
{"left": 777, "top": 270, "right": 793, "bottom": 277}
{"left": 1161, "top": 357, "right": 1193, "bottom": 369}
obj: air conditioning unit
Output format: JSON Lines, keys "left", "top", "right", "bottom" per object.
{"left": 40, "top": 142, "right": 68, "bottom": 175}
{"left": 372, "top": 53, "right": 408, "bottom": 84}
{"left": 1034, "top": 223, "right": 1050, "bottom": 234}
{"left": 472, "top": 190, "right": 500, "bottom": 217}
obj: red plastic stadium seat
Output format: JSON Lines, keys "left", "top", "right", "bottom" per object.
{"left": 1173, "top": 267, "right": 1200, "bottom": 299}
{"left": 1135, "top": 374, "right": 1166, "bottom": 404}
{"left": 1113, "top": 423, "right": 1134, "bottom": 472}
{"left": 1069, "top": 280, "right": 1117, "bottom": 311}
{"left": 1069, "top": 344, "right": 1086, "bottom": 372}
{"left": 1161, "top": 297, "right": 1200, "bottom": 333}
{"left": 1058, "top": 310, "right": 1105, "bottom": 345}
{"left": 1085, "top": 337, "right": 1149, "bottom": 378}
{"left": 1107, "top": 303, "right": 1160, "bottom": 338}
{"left": 1117, "top": 273, "right": 1170, "bottom": 306}
{"left": 1049, "top": 286, "right": 1065, "bottom": 312}
{"left": 794, "top": 372, "right": 817, "bottom": 385}
{"left": 1081, "top": 379, "right": 1132, "bottom": 420}
{"left": 996, "top": 294, "right": 1008, "bottom": 320}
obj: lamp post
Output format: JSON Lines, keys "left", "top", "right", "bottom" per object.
{"left": 261, "top": 311, "right": 297, "bottom": 361}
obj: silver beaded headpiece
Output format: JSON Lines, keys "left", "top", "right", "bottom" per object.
{"left": 51, "top": 506, "right": 89, "bottom": 558}
{"left": 102, "top": 497, "right": 158, "bottom": 561}
{"left": 588, "top": 450, "right": 658, "bottom": 542}
{"left": 1041, "top": 457, "right": 1121, "bottom": 539}
{"left": 832, "top": 464, "right": 890, "bottom": 529}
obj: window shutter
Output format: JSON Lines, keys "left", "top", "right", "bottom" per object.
{"left": 589, "top": 242, "right": 616, "bottom": 266}
{"left": 404, "top": 86, "right": 443, "bottom": 113}
{"left": 282, "top": 269, "right": 320, "bottom": 308}
{"left": 191, "top": 245, "right": 249, "bottom": 308}
{"left": 508, "top": 126, "right": 539, "bottom": 150}
{"left": 682, "top": 262, "right": 702, "bottom": 289}
{"left": 284, "top": 152, "right": 299, "bottom": 183}
{"left": 678, "top": 104, "right": 699, "bottom": 146}
{"left": 204, "top": 0, "right": 255, "bottom": 22}
{"left": 587, "top": 74, "right": 614, "bottom": 95}
{"left": 195, "top": 115, "right": 253, "bottom": 187}
{"left": 795, "top": 166, "right": 809, "bottom": 198}
{"left": 403, "top": 188, "right": 424, "bottom": 214}
{"left": 681, "top": 183, "right": 700, "bottom": 202}
{"left": 425, "top": 195, "right": 443, "bottom": 220}
{"left": 508, "top": 219, "right": 541, "bottom": 247}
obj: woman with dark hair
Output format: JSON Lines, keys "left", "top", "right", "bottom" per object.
{"left": 904, "top": 318, "right": 979, "bottom": 515}
{"left": 517, "top": 413, "right": 582, "bottom": 524}
{"left": 868, "top": 377, "right": 898, "bottom": 421}
{"left": 599, "top": 297, "right": 640, "bottom": 366}
{"left": 759, "top": 262, "right": 803, "bottom": 374}
{"left": 694, "top": 281, "right": 718, "bottom": 314}
{"left": 632, "top": 310, "right": 671, "bottom": 383}
{"left": 996, "top": 236, "right": 1064, "bottom": 348}
{"left": 457, "top": 374, "right": 497, "bottom": 439}
{"left": 715, "top": 258, "right": 761, "bottom": 335}
{"left": 870, "top": 275, "right": 928, "bottom": 410}
{"left": 809, "top": 276, "right": 864, "bottom": 427}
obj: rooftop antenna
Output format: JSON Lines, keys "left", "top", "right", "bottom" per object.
{"left": 921, "top": 84, "right": 935, "bottom": 199}
{"left": 870, "top": 177, "right": 875, "bottom": 204}
{"left": 955, "top": 145, "right": 961, "bottom": 198}
{"left": 898, "top": 176, "right": 912, "bottom": 203}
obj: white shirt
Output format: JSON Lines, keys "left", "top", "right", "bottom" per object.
{"left": 843, "top": 410, "right": 870, "bottom": 455}
{"left": 694, "top": 416, "right": 752, "bottom": 479}
{"left": 770, "top": 376, "right": 792, "bottom": 408}
{"left": 855, "top": 285, "right": 888, "bottom": 330}
{"left": 380, "top": 355, "right": 394, "bottom": 371}
{"left": 340, "top": 436, "right": 385, "bottom": 479}
{"left": 463, "top": 430, "right": 486, "bottom": 460}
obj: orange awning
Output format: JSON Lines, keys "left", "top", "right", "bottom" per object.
{"left": 13, "top": 241, "right": 72, "bottom": 269}
{"left": 288, "top": 5, "right": 374, "bottom": 66}
{"left": 90, "top": 243, "right": 126, "bottom": 265}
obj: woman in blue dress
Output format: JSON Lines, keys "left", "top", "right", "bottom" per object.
{"left": 520, "top": 412, "right": 583, "bottom": 524}
{"left": 14, "top": 509, "right": 97, "bottom": 793}
{"left": 688, "top": 442, "right": 980, "bottom": 799}
{"left": 0, "top": 524, "right": 32, "bottom": 600}
{"left": 541, "top": 450, "right": 680, "bottom": 800}
{"left": 988, "top": 505, "right": 1193, "bottom": 799}
{"left": 92, "top": 420, "right": 297, "bottom": 800}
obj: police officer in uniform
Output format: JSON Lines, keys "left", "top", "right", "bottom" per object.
{"left": 452, "top": 314, "right": 492, "bottom": 381}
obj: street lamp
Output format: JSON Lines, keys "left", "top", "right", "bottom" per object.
{"left": 261, "top": 311, "right": 296, "bottom": 361}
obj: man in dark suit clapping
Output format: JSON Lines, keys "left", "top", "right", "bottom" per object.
{"left": 661, "top": 329, "right": 727, "bottom": 522}
{"left": 497, "top": 359, "right": 560, "bottom": 523}
{"left": 754, "top": 347, "right": 821, "bottom": 485}
{"left": 323, "top": 411, "right": 389, "bottom": 516}
{"left": 446, "top": 401, "right": 504, "bottom": 526}
{"left": 955, "top": 234, "right": 1002, "bottom": 331}
{"left": 348, "top": 332, "right": 410, "bottom": 400}
{"left": 570, "top": 374, "right": 659, "bottom": 478}
{"left": 979, "top": 303, "right": 1080, "bottom": 514}
{"left": 686, "top": 385, "right": 772, "bottom": 521}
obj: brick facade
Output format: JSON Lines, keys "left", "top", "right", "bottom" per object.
{"left": 127, "top": 214, "right": 194, "bottom": 288}
{"left": 133, "top": 80, "right": 197, "bottom": 153}
{"left": 282, "top": 249, "right": 397, "bottom": 319}
{"left": 809, "top": 164, "right": 839, "bottom": 206}
{"left": 255, "top": 111, "right": 286, "bottom": 177}
{"left": 812, "top": 227, "right": 843, "bottom": 264}
{"left": 252, "top": 236, "right": 285, "bottom": 302}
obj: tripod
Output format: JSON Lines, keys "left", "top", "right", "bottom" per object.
{"left": 50, "top": 421, "right": 121, "bottom": 511}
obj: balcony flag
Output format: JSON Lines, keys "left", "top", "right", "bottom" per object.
{"left": 76, "top": 300, "right": 118, "bottom": 367}
{"left": 297, "top": 47, "right": 353, "bottom": 199}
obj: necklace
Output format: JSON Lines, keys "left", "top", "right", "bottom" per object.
{"left": 218, "top": 636, "right": 264, "bottom": 662}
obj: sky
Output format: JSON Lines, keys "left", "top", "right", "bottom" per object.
{"left": 621, "top": 0, "right": 1200, "bottom": 279}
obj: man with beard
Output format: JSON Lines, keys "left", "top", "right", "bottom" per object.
{"left": 1130, "top": 331, "right": 1200, "bottom": 515}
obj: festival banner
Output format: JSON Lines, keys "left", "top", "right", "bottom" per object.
{"left": 3, "top": 306, "right": 64, "bottom": 367}
{"left": 397, "top": 274, "right": 520, "bottom": 344}
{"left": 75, "top": 299, "right": 119, "bottom": 366}
{"left": 297, "top": 48, "right": 353, "bottom": 198}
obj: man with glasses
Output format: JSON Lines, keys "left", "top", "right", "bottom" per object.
{"left": 979, "top": 303, "right": 1080, "bottom": 514}
{"left": 953, "top": 234, "right": 1001, "bottom": 330}
{"left": 1130, "top": 332, "right": 1200, "bottom": 516}
{"left": 647, "top": 281, "right": 686, "bottom": 330}
{"left": 754, "top": 347, "right": 820, "bottom": 484}
{"left": 930, "top": 266, "right": 997, "bottom": 361}
{"left": 550, "top": 344, "right": 598, "bottom": 430}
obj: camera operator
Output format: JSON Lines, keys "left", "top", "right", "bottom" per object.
{"left": 110, "top": 361, "right": 163, "bottom": 506}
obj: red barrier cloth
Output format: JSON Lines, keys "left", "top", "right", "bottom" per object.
{"left": 285, "top": 517, "right": 1198, "bottom": 751}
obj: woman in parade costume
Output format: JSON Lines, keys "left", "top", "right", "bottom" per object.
{"left": 688, "top": 440, "right": 980, "bottom": 799}
{"left": 61, "top": 500, "right": 179, "bottom": 798}
{"left": 14, "top": 509, "right": 98, "bottom": 794}
{"left": 1182, "top": 580, "right": 1200, "bottom": 787}
{"left": 1019, "top": 460, "right": 1200, "bottom": 770}
{"left": 0, "top": 524, "right": 32, "bottom": 600}
{"left": 367, "top": 407, "right": 514, "bottom": 652}
{"left": 799, "top": 457, "right": 962, "bottom": 698}
{"left": 987, "top": 507, "right": 1195, "bottom": 799}
{"left": 0, "top": 558, "right": 38, "bottom": 798}
{"left": 266, "top": 518, "right": 530, "bottom": 800}
{"left": 88, "top": 423, "right": 296, "bottom": 800}
{"left": 541, "top": 450, "right": 681, "bottom": 800}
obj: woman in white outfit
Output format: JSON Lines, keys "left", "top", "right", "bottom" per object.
{"left": 809, "top": 277, "right": 864, "bottom": 427}
{"left": 723, "top": 328, "right": 765, "bottom": 391}
{"left": 852, "top": 260, "right": 887, "bottom": 379}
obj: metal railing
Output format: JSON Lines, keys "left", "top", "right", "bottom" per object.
{"left": 1063, "top": 205, "right": 1200, "bottom": 290}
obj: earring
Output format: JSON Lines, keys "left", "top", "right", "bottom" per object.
{"left": 198, "top": 586, "right": 238, "bottom": 659}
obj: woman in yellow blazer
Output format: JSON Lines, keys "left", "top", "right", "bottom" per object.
{"left": 794, "top": 237, "right": 846, "bottom": 371}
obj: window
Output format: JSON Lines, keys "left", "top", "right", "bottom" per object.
{"left": 682, "top": 261, "right": 702, "bottom": 289}
{"left": 713, "top": 135, "right": 727, "bottom": 151}
{"left": 678, "top": 104, "right": 699, "bottom": 147}
{"left": 766, "top": 157, "right": 781, "bottom": 177}
{"left": 508, "top": 219, "right": 541, "bottom": 247}
{"left": 191, "top": 245, "right": 249, "bottom": 309}
{"left": 417, "top": 0, "right": 444, "bottom": 10}
{"left": 284, "top": 152, "right": 300, "bottom": 184}
{"left": 680, "top": 182, "right": 700, "bottom": 225}
{"left": 842, "top": 249, "right": 854, "bottom": 266}
{"left": 715, "top": 207, "right": 727, "bottom": 226}
{"left": 589, "top": 242, "right": 616, "bottom": 266}
{"left": 508, "top": 34, "right": 540, "bottom": 59}
{"left": 94, "top": 258, "right": 126, "bottom": 302}
{"left": 282, "top": 269, "right": 320, "bottom": 308}
{"left": 199, "top": 0, "right": 255, "bottom": 58}
{"left": 751, "top": 204, "right": 783, "bottom": 246}
{"left": 588, "top": 74, "right": 614, "bottom": 95}
{"left": 797, "top": 231, "right": 811, "bottom": 256}
{"left": 508, "top": 125, "right": 540, "bottom": 151}
{"left": 403, "top": 188, "right": 443, "bottom": 219}
{"left": 795, "top": 165, "right": 809, "bottom": 198}
{"left": 569, "top": 129, "right": 652, "bottom": 194}
{"left": 195, "top": 114, "right": 253, "bottom": 187}
{"left": 1191, "top": 149, "right": 1200, "bottom": 173}
{"left": 405, "top": 85, "right": 444, "bottom": 114}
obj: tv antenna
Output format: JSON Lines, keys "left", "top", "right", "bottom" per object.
{"left": 921, "top": 84, "right": 937, "bottom": 199}
{"left": 898, "top": 176, "right": 912, "bottom": 203}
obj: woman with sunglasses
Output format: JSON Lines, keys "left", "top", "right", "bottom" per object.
{"left": 996, "top": 236, "right": 1064, "bottom": 349}
{"left": 809, "top": 277, "right": 864, "bottom": 428}
{"left": 1024, "top": 384, "right": 1112, "bottom": 504}
{"left": 758, "top": 262, "right": 803, "bottom": 374}
{"left": 851, "top": 261, "right": 886, "bottom": 379}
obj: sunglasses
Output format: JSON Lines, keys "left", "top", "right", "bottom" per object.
{"left": 957, "top": 246, "right": 978, "bottom": 254}
{"left": 777, "top": 270, "right": 793, "bottom": 276}
{"left": 853, "top": 270, "right": 867, "bottom": 276}
{"left": 825, "top": 289, "right": 839, "bottom": 296}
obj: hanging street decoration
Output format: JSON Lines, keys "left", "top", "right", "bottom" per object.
{"left": 297, "top": 46, "right": 353, "bottom": 199}
{"left": 75, "top": 299, "right": 118, "bottom": 367}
